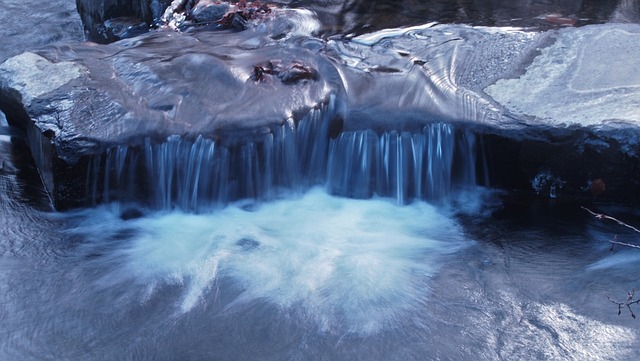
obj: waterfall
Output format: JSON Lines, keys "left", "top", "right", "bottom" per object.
{"left": 326, "top": 124, "right": 479, "bottom": 204}
{"left": 86, "top": 104, "right": 482, "bottom": 211}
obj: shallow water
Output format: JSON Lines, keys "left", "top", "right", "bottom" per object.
{"left": 2, "top": 0, "right": 640, "bottom": 360}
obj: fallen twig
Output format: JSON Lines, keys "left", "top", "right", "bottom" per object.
{"left": 581, "top": 206, "right": 640, "bottom": 234}
{"left": 583, "top": 207, "right": 640, "bottom": 318}
{"left": 582, "top": 206, "right": 640, "bottom": 250}
{"left": 608, "top": 235, "right": 640, "bottom": 250}
{"left": 609, "top": 289, "right": 640, "bottom": 319}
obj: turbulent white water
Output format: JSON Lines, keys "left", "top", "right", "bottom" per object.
{"left": 65, "top": 187, "right": 469, "bottom": 334}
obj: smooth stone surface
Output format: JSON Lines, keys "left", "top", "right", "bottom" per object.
{"left": 0, "top": 31, "right": 346, "bottom": 163}
{"left": 335, "top": 24, "right": 546, "bottom": 131}
{"left": 0, "top": 53, "right": 85, "bottom": 106}
{"left": 485, "top": 24, "right": 640, "bottom": 129}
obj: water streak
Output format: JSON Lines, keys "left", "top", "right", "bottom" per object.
{"left": 87, "top": 110, "right": 481, "bottom": 211}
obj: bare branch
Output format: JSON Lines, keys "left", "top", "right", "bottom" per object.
{"left": 581, "top": 206, "right": 640, "bottom": 234}
{"left": 609, "top": 290, "right": 640, "bottom": 319}
{"left": 610, "top": 238, "right": 640, "bottom": 250}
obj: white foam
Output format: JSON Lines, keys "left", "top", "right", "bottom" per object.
{"left": 66, "top": 188, "right": 469, "bottom": 334}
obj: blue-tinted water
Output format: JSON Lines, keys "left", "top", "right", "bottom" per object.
{"left": 1, "top": 1, "right": 640, "bottom": 360}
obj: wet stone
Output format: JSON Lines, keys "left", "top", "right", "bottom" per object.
{"left": 236, "top": 238, "right": 260, "bottom": 251}
{"left": 120, "top": 207, "right": 145, "bottom": 220}
{"left": 97, "top": 17, "right": 150, "bottom": 42}
{"left": 189, "top": 1, "right": 230, "bottom": 24}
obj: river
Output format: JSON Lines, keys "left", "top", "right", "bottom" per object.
{"left": 1, "top": 1, "right": 639, "bottom": 360}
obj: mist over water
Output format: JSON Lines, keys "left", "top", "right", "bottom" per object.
{"left": 65, "top": 187, "right": 470, "bottom": 334}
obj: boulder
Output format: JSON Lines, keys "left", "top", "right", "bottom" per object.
{"left": 331, "top": 22, "right": 640, "bottom": 204}
{"left": 75, "top": 0, "right": 173, "bottom": 42}
{"left": 0, "top": 29, "right": 345, "bottom": 209}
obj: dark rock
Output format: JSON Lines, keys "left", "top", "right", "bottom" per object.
{"left": 189, "top": 1, "right": 229, "bottom": 23}
{"left": 75, "top": 0, "right": 173, "bottom": 42}
{"left": 120, "top": 207, "right": 145, "bottom": 220}
{"left": 96, "top": 17, "right": 150, "bottom": 42}
{"left": 236, "top": 238, "right": 260, "bottom": 251}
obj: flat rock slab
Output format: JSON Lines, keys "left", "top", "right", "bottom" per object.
{"left": 0, "top": 30, "right": 345, "bottom": 163}
{"left": 485, "top": 24, "right": 640, "bottom": 133}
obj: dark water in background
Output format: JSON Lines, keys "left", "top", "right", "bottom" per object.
{"left": 290, "top": 0, "right": 638, "bottom": 36}
{"left": 2, "top": 1, "right": 640, "bottom": 360}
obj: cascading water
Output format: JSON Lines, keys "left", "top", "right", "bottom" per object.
{"left": 86, "top": 113, "right": 481, "bottom": 211}
{"left": 327, "top": 124, "right": 479, "bottom": 204}
{"left": 86, "top": 97, "right": 339, "bottom": 211}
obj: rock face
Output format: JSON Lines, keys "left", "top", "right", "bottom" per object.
{"left": 75, "top": 0, "right": 172, "bottom": 42}
{"left": 0, "top": 29, "right": 346, "bottom": 209}
{"left": 1, "top": 31, "right": 345, "bottom": 162}
{"left": 485, "top": 24, "right": 640, "bottom": 130}
{"left": 1, "top": 12, "right": 640, "bottom": 208}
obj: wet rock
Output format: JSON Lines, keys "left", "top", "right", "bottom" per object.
{"left": 0, "top": 52, "right": 85, "bottom": 107}
{"left": 1, "top": 32, "right": 344, "bottom": 160}
{"left": 120, "top": 207, "right": 145, "bottom": 220}
{"left": 189, "top": 1, "right": 229, "bottom": 24}
{"left": 75, "top": 0, "right": 174, "bottom": 42}
{"left": 484, "top": 24, "right": 640, "bottom": 131}
{"left": 2, "top": 19, "right": 640, "bottom": 208}
{"left": 0, "top": 30, "right": 345, "bottom": 209}
{"left": 96, "top": 17, "right": 150, "bottom": 42}
{"left": 480, "top": 24, "right": 640, "bottom": 204}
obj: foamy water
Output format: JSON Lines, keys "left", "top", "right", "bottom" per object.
{"left": 65, "top": 187, "right": 469, "bottom": 334}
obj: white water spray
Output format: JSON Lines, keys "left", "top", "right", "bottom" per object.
{"left": 66, "top": 188, "right": 470, "bottom": 334}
